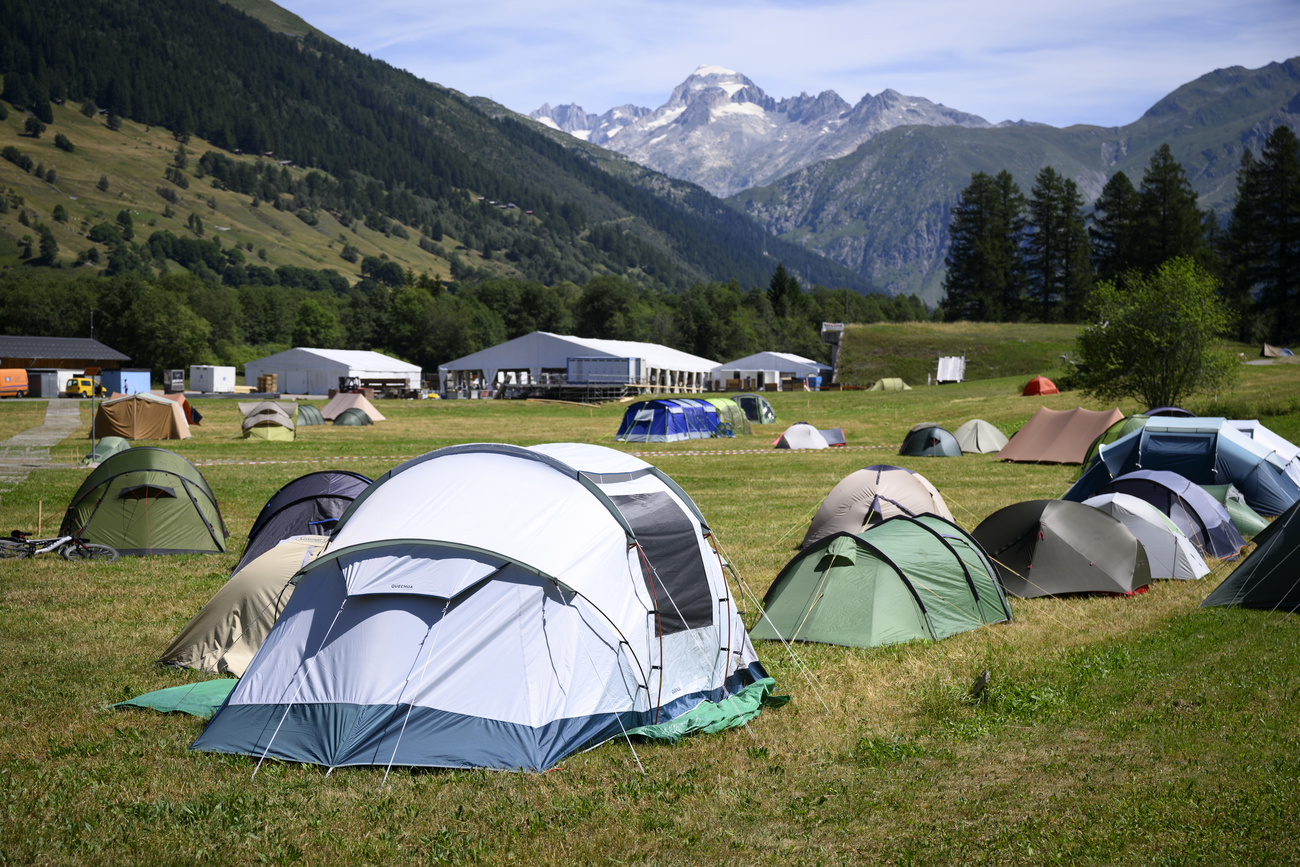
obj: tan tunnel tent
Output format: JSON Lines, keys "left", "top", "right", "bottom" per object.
{"left": 92, "top": 393, "right": 191, "bottom": 440}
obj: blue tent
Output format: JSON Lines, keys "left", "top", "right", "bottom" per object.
{"left": 1085, "top": 470, "right": 1245, "bottom": 560}
{"left": 615, "top": 399, "right": 723, "bottom": 442}
{"left": 1064, "top": 417, "right": 1300, "bottom": 516}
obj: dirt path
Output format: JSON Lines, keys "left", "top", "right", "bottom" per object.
{"left": 0, "top": 401, "right": 83, "bottom": 504}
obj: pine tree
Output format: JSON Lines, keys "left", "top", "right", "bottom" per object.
{"left": 767, "top": 263, "right": 802, "bottom": 318}
{"left": 1224, "top": 125, "right": 1300, "bottom": 340}
{"left": 1135, "top": 144, "right": 1208, "bottom": 271}
{"left": 1090, "top": 171, "right": 1140, "bottom": 282}
{"left": 1026, "top": 167, "right": 1093, "bottom": 321}
{"left": 943, "top": 170, "right": 1027, "bottom": 321}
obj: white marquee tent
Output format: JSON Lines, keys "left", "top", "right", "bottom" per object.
{"left": 710, "top": 352, "right": 831, "bottom": 391}
{"left": 243, "top": 349, "right": 420, "bottom": 396}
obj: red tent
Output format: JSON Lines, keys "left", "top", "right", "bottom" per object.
{"left": 1022, "top": 376, "right": 1059, "bottom": 396}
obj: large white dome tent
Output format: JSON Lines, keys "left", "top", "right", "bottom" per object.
{"left": 193, "top": 443, "right": 769, "bottom": 772}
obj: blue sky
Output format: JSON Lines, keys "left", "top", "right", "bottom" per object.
{"left": 276, "top": 0, "right": 1299, "bottom": 128}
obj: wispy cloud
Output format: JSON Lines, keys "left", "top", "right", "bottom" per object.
{"left": 280, "top": 0, "right": 1300, "bottom": 127}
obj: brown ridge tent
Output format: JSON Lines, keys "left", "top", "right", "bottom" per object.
{"left": 320, "top": 392, "right": 385, "bottom": 422}
{"left": 996, "top": 406, "right": 1123, "bottom": 464}
{"left": 92, "top": 393, "right": 191, "bottom": 440}
{"left": 1022, "top": 376, "right": 1059, "bottom": 396}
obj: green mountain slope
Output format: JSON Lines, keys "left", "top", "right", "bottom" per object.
{"left": 730, "top": 58, "right": 1300, "bottom": 305}
{"left": 0, "top": 0, "right": 874, "bottom": 294}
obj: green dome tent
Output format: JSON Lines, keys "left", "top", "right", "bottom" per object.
{"left": 869, "top": 378, "right": 911, "bottom": 391}
{"left": 702, "top": 397, "right": 753, "bottom": 436}
{"left": 1201, "top": 484, "right": 1270, "bottom": 538}
{"left": 82, "top": 436, "right": 132, "bottom": 466}
{"left": 751, "top": 515, "right": 1011, "bottom": 648}
{"left": 1202, "top": 501, "right": 1300, "bottom": 611}
{"left": 296, "top": 404, "right": 326, "bottom": 426}
{"left": 60, "top": 447, "right": 229, "bottom": 555}
{"left": 735, "top": 393, "right": 776, "bottom": 424}
{"left": 333, "top": 407, "right": 373, "bottom": 426}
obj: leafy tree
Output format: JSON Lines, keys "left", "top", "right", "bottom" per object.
{"left": 1026, "top": 167, "right": 1092, "bottom": 321}
{"left": 1090, "top": 171, "right": 1140, "bottom": 282}
{"left": 116, "top": 210, "right": 135, "bottom": 241}
{"left": 943, "top": 170, "right": 1027, "bottom": 320}
{"left": 32, "top": 98, "right": 53, "bottom": 124}
{"left": 24, "top": 116, "right": 45, "bottom": 137}
{"left": 360, "top": 255, "right": 405, "bottom": 288}
{"left": 54, "top": 133, "right": 73, "bottom": 152}
{"left": 1223, "top": 125, "right": 1300, "bottom": 341}
{"left": 291, "top": 298, "right": 343, "bottom": 347}
{"left": 106, "top": 113, "right": 122, "bottom": 131}
{"left": 80, "top": 99, "right": 98, "bottom": 118}
{"left": 52, "top": 204, "right": 67, "bottom": 223}
{"left": 1075, "top": 257, "right": 1237, "bottom": 408}
{"left": 1134, "top": 144, "right": 1208, "bottom": 271}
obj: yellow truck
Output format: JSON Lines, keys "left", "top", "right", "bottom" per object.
{"left": 65, "top": 375, "right": 108, "bottom": 398}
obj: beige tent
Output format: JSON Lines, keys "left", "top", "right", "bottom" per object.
{"left": 996, "top": 406, "right": 1124, "bottom": 464}
{"left": 320, "top": 392, "right": 385, "bottom": 422}
{"left": 158, "top": 535, "right": 329, "bottom": 675}
{"left": 1262, "top": 344, "right": 1294, "bottom": 358}
{"left": 92, "top": 392, "right": 191, "bottom": 440}
{"left": 239, "top": 401, "right": 297, "bottom": 441}
{"left": 953, "top": 419, "right": 1009, "bottom": 454}
{"left": 803, "top": 464, "right": 953, "bottom": 547}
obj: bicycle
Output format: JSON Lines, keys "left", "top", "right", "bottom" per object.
{"left": 0, "top": 530, "right": 120, "bottom": 561}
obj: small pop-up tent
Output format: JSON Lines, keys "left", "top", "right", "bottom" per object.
{"left": 333, "top": 407, "right": 373, "bottom": 426}
{"left": 239, "top": 401, "right": 296, "bottom": 441}
{"left": 735, "top": 393, "right": 776, "bottom": 424}
{"left": 803, "top": 465, "right": 952, "bottom": 547}
{"left": 1085, "top": 470, "right": 1245, "bottom": 560}
{"left": 296, "top": 404, "right": 326, "bottom": 426}
{"left": 159, "top": 535, "right": 330, "bottom": 675}
{"left": 953, "top": 419, "right": 1008, "bottom": 454}
{"left": 899, "top": 424, "right": 962, "bottom": 457}
{"left": 1082, "top": 493, "right": 1209, "bottom": 580}
{"left": 60, "top": 447, "right": 229, "bottom": 555}
{"left": 1064, "top": 417, "right": 1300, "bottom": 516}
{"left": 92, "top": 393, "right": 191, "bottom": 440}
{"left": 774, "top": 422, "right": 844, "bottom": 449}
{"left": 972, "top": 499, "right": 1152, "bottom": 598}
{"left": 615, "top": 398, "right": 721, "bottom": 442}
{"left": 321, "top": 392, "right": 385, "bottom": 422}
{"left": 235, "top": 470, "right": 372, "bottom": 573}
{"left": 869, "top": 378, "right": 911, "bottom": 391}
{"left": 192, "top": 442, "right": 769, "bottom": 772}
{"left": 996, "top": 406, "right": 1124, "bottom": 464}
{"left": 1202, "top": 500, "right": 1300, "bottom": 611}
{"left": 751, "top": 515, "right": 1011, "bottom": 648}
{"left": 82, "top": 436, "right": 131, "bottom": 465}
{"left": 1201, "top": 484, "right": 1270, "bottom": 538}
{"left": 1022, "top": 376, "right": 1059, "bottom": 396}
{"left": 702, "top": 397, "right": 752, "bottom": 436}
{"left": 1080, "top": 415, "right": 1150, "bottom": 470}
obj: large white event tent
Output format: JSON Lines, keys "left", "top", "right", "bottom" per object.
{"left": 709, "top": 351, "right": 831, "bottom": 391}
{"left": 437, "top": 331, "right": 717, "bottom": 396}
{"left": 243, "top": 349, "right": 420, "bottom": 396}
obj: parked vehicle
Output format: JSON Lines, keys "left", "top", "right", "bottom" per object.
{"left": 65, "top": 375, "right": 108, "bottom": 398}
{"left": 0, "top": 369, "right": 28, "bottom": 398}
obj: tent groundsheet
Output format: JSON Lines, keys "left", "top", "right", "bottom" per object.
{"left": 116, "top": 680, "right": 238, "bottom": 719}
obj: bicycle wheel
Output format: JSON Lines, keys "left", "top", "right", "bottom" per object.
{"left": 0, "top": 539, "right": 31, "bottom": 558}
{"left": 61, "top": 541, "right": 120, "bottom": 562}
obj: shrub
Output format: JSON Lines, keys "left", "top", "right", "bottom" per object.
{"left": 54, "top": 133, "right": 74, "bottom": 152}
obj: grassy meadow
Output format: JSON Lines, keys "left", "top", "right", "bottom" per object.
{"left": 2, "top": 362, "right": 1300, "bottom": 864}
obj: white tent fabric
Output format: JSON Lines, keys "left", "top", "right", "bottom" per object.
{"left": 775, "top": 423, "right": 829, "bottom": 449}
{"left": 193, "top": 443, "right": 765, "bottom": 771}
{"left": 953, "top": 419, "right": 1009, "bottom": 454}
{"left": 1083, "top": 493, "right": 1210, "bottom": 580}
{"left": 1230, "top": 419, "right": 1300, "bottom": 485}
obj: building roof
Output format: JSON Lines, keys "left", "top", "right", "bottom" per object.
{"left": 0, "top": 335, "right": 130, "bottom": 363}
{"left": 247, "top": 348, "right": 420, "bottom": 372}
{"left": 713, "top": 351, "right": 831, "bottom": 374}
{"left": 439, "top": 332, "right": 718, "bottom": 373}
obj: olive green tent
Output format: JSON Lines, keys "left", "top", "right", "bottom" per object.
{"left": 869, "top": 378, "right": 911, "bottom": 391}
{"left": 1201, "top": 484, "right": 1270, "bottom": 537}
{"left": 702, "top": 397, "right": 752, "bottom": 436}
{"left": 751, "top": 515, "right": 1011, "bottom": 648}
{"left": 83, "top": 436, "right": 132, "bottom": 465}
{"left": 239, "top": 401, "right": 296, "bottom": 442}
{"left": 333, "top": 407, "right": 373, "bottom": 426}
{"left": 60, "top": 447, "right": 229, "bottom": 555}
{"left": 296, "top": 404, "right": 326, "bottom": 426}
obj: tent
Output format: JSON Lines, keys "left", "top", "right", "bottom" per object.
{"left": 1145, "top": 406, "right": 1194, "bottom": 418}
{"left": 1262, "top": 344, "right": 1294, "bottom": 358}
{"left": 803, "top": 465, "right": 952, "bottom": 548}
{"left": 1082, "top": 493, "right": 1210, "bottom": 580}
{"left": 1064, "top": 417, "right": 1300, "bottom": 516}
{"left": 321, "top": 392, "right": 386, "bottom": 422}
{"left": 1085, "top": 470, "right": 1245, "bottom": 560}
{"left": 953, "top": 419, "right": 1008, "bottom": 455}
{"left": 1229, "top": 419, "right": 1300, "bottom": 486}
{"left": 615, "top": 398, "right": 720, "bottom": 442}
{"left": 1201, "top": 483, "right": 1270, "bottom": 538}
{"left": 59, "top": 447, "right": 229, "bottom": 555}
{"left": 235, "top": 470, "right": 373, "bottom": 573}
{"left": 239, "top": 401, "right": 296, "bottom": 441}
{"left": 899, "top": 424, "right": 962, "bottom": 457}
{"left": 159, "top": 535, "right": 330, "bottom": 675}
{"left": 868, "top": 378, "right": 911, "bottom": 391}
{"left": 1202, "top": 500, "right": 1300, "bottom": 611}
{"left": 1022, "top": 376, "right": 1058, "bottom": 396}
{"left": 996, "top": 406, "right": 1124, "bottom": 464}
{"left": 333, "top": 407, "right": 373, "bottom": 426}
{"left": 971, "top": 500, "right": 1151, "bottom": 598}
{"left": 734, "top": 393, "right": 776, "bottom": 424}
{"left": 750, "top": 515, "right": 1011, "bottom": 648}
{"left": 773, "top": 422, "right": 844, "bottom": 450}
{"left": 702, "top": 397, "right": 752, "bottom": 436}
{"left": 192, "top": 442, "right": 768, "bottom": 771}
{"left": 296, "top": 404, "right": 326, "bottom": 426}
{"left": 1081, "top": 414, "right": 1149, "bottom": 470}
{"left": 82, "top": 435, "right": 131, "bottom": 466}
{"left": 92, "top": 392, "right": 191, "bottom": 440}
{"left": 158, "top": 391, "right": 203, "bottom": 426}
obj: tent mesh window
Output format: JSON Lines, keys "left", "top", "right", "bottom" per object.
{"left": 612, "top": 493, "right": 712, "bottom": 635}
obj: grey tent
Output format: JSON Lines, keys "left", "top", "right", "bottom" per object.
{"left": 971, "top": 499, "right": 1152, "bottom": 598}
{"left": 735, "top": 393, "right": 776, "bottom": 424}
{"left": 333, "top": 407, "right": 373, "bottom": 426}
{"left": 751, "top": 515, "right": 1011, "bottom": 649}
{"left": 803, "top": 465, "right": 952, "bottom": 548}
{"left": 899, "top": 424, "right": 962, "bottom": 457}
{"left": 296, "top": 404, "right": 326, "bottom": 426}
{"left": 1202, "top": 500, "right": 1300, "bottom": 611}
{"left": 1082, "top": 493, "right": 1209, "bottom": 581}
{"left": 953, "top": 419, "right": 1008, "bottom": 455}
